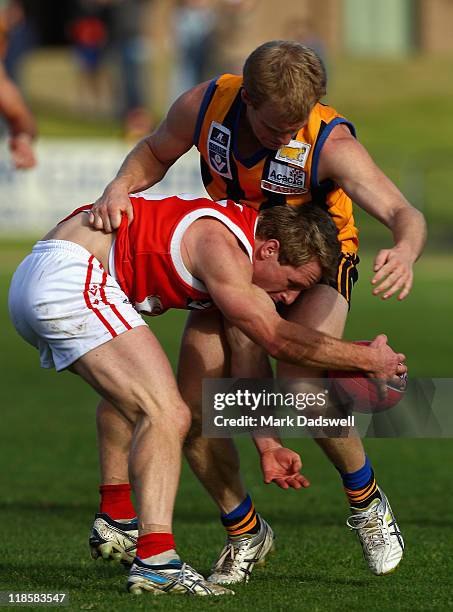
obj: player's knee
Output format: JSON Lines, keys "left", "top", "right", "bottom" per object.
{"left": 178, "top": 380, "right": 202, "bottom": 417}
{"left": 122, "top": 390, "right": 191, "bottom": 440}
{"left": 172, "top": 401, "right": 192, "bottom": 441}
{"left": 120, "top": 387, "right": 170, "bottom": 421}
{"left": 184, "top": 409, "right": 203, "bottom": 446}
{"left": 226, "top": 324, "right": 264, "bottom": 357}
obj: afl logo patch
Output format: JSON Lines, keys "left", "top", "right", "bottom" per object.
{"left": 276, "top": 140, "right": 311, "bottom": 168}
{"left": 207, "top": 122, "right": 232, "bottom": 179}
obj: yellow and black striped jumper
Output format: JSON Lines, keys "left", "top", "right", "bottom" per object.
{"left": 194, "top": 74, "right": 360, "bottom": 304}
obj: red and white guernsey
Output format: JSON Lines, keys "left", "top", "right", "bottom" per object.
{"left": 110, "top": 194, "right": 258, "bottom": 316}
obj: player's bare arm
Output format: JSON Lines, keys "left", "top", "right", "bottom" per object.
{"left": 250, "top": 429, "right": 310, "bottom": 490}
{"left": 90, "top": 81, "right": 211, "bottom": 232}
{"left": 259, "top": 444, "right": 309, "bottom": 490}
{"left": 318, "top": 124, "right": 427, "bottom": 300}
{"left": 0, "top": 62, "right": 37, "bottom": 169}
{"left": 223, "top": 320, "right": 310, "bottom": 490}
{"left": 188, "top": 220, "right": 405, "bottom": 378}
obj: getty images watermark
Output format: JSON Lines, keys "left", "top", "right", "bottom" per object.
{"left": 211, "top": 387, "right": 354, "bottom": 430}
{"left": 202, "top": 378, "right": 451, "bottom": 438}
{"left": 203, "top": 379, "right": 355, "bottom": 438}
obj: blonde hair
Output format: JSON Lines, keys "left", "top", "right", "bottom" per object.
{"left": 243, "top": 40, "right": 327, "bottom": 123}
{"left": 255, "top": 205, "right": 340, "bottom": 283}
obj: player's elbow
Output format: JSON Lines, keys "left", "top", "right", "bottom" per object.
{"left": 250, "top": 325, "right": 284, "bottom": 360}
{"left": 390, "top": 200, "right": 426, "bottom": 227}
{"left": 227, "top": 312, "right": 280, "bottom": 358}
{"left": 266, "top": 338, "right": 286, "bottom": 361}
{"left": 267, "top": 335, "right": 298, "bottom": 362}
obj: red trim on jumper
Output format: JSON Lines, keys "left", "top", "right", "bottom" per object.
{"left": 83, "top": 255, "right": 117, "bottom": 337}
{"left": 137, "top": 533, "right": 176, "bottom": 560}
{"left": 58, "top": 203, "right": 92, "bottom": 224}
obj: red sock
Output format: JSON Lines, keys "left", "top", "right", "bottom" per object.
{"left": 137, "top": 533, "right": 176, "bottom": 560}
{"left": 99, "top": 483, "right": 136, "bottom": 520}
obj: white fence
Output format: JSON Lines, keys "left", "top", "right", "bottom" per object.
{"left": 0, "top": 139, "right": 206, "bottom": 235}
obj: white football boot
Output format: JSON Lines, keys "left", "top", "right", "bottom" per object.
{"left": 127, "top": 557, "right": 234, "bottom": 596}
{"left": 89, "top": 513, "right": 137, "bottom": 565}
{"left": 208, "top": 515, "right": 275, "bottom": 585}
{"left": 347, "top": 488, "right": 404, "bottom": 575}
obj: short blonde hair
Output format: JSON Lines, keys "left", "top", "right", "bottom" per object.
{"left": 255, "top": 205, "right": 340, "bottom": 283}
{"left": 243, "top": 40, "right": 327, "bottom": 124}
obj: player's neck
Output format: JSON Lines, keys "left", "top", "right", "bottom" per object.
{"left": 237, "top": 104, "right": 264, "bottom": 157}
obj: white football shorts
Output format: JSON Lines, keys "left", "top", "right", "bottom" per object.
{"left": 8, "top": 240, "right": 147, "bottom": 371}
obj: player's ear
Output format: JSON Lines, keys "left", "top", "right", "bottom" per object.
{"left": 259, "top": 239, "right": 280, "bottom": 260}
{"left": 241, "top": 89, "right": 253, "bottom": 107}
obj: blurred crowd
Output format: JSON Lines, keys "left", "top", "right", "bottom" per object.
{"left": 0, "top": 0, "right": 265, "bottom": 140}
{"left": 0, "top": 0, "right": 328, "bottom": 148}
{"left": 66, "top": 0, "right": 262, "bottom": 137}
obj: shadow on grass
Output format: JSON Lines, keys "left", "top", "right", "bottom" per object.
{"left": 173, "top": 507, "right": 344, "bottom": 527}
{"left": 283, "top": 573, "right": 373, "bottom": 587}
{"left": 258, "top": 511, "right": 343, "bottom": 528}
{"left": 0, "top": 500, "right": 95, "bottom": 514}
{"left": 400, "top": 517, "right": 453, "bottom": 528}
{"left": 1, "top": 560, "right": 127, "bottom": 592}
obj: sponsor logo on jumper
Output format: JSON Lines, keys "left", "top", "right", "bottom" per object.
{"left": 135, "top": 295, "right": 164, "bottom": 316}
{"left": 261, "top": 161, "right": 307, "bottom": 194}
{"left": 207, "top": 122, "right": 232, "bottom": 179}
{"left": 261, "top": 180, "right": 307, "bottom": 195}
{"left": 275, "top": 140, "right": 311, "bottom": 168}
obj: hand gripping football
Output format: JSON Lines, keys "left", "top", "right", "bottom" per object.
{"left": 328, "top": 341, "right": 407, "bottom": 413}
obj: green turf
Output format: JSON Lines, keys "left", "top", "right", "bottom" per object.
{"left": 1, "top": 238, "right": 452, "bottom": 610}
{"left": 326, "top": 57, "right": 453, "bottom": 247}
{"left": 34, "top": 106, "right": 122, "bottom": 140}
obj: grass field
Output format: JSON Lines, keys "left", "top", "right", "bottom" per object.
{"left": 1, "top": 238, "right": 452, "bottom": 611}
